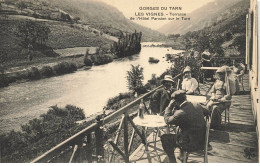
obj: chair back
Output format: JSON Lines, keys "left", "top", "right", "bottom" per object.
{"left": 203, "top": 115, "right": 211, "bottom": 163}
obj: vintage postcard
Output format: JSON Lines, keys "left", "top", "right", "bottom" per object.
{"left": 0, "top": 0, "right": 258, "bottom": 163}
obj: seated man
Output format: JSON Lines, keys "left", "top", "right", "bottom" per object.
{"left": 149, "top": 75, "right": 175, "bottom": 115}
{"left": 181, "top": 66, "right": 199, "bottom": 95}
{"left": 161, "top": 90, "right": 209, "bottom": 163}
{"left": 206, "top": 66, "right": 232, "bottom": 129}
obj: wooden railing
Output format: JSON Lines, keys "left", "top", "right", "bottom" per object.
{"left": 31, "top": 73, "right": 182, "bottom": 163}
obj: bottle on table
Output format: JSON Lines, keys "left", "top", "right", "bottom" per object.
{"left": 138, "top": 99, "right": 145, "bottom": 119}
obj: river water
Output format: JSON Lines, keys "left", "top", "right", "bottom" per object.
{"left": 0, "top": 43, "right": 183, "bottom": 133}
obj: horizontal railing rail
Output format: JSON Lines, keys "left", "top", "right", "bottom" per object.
{"left": 31, "top": 73, "right": 183, "bottom": 163}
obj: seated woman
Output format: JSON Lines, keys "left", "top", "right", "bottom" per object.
{"left": 181, "top": 66, "right": 199, "bottom": 95}
{"left": 206, "top": 66, "right": 233, "bottom": 129}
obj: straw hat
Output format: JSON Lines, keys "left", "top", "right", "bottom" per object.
{"left": 162, "top": 75, "right": 174, "bottom": 83}
{"left": 216, "top": 66, "right": 232, "bottom": 73}
{"left": 183, "top": 66, "right": 191, "bottom": 73}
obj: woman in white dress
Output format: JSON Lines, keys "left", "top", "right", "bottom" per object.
{"left": 181, "top": 66, "right": 199, "bottom": 95}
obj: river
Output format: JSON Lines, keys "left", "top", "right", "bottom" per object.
{"left": 0, "top": 43, "right": 183, "bottom": 133}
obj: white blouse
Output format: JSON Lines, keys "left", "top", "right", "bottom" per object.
{"left": 182, "top": 78, "right": 199, "bottom": 93}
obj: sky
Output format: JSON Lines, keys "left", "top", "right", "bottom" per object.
{"left": 97, "top": 0, "right": 214, "bottom": 30}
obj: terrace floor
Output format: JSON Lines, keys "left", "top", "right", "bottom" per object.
{"left": 129, "top": 74, "right": 258, "bottom": 163}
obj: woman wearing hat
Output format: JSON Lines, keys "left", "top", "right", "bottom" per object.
{"left": 149, "top": 75, "right": 175, "bottom": 115}
{"left": 206, "top": 66, "right": 233, "bottom": 129}
{"left": 181, "top": 66, "right": 199, "bottom": 95}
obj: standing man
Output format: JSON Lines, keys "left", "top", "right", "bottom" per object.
{"left": 161, "top": 90, "right": 209, "bottom": 162}
{"left": 149, "top": 75, "right": 175, "bottom": 116}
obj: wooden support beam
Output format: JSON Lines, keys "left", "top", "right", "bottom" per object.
{"left": 108, "top": 141, "right": 128, "bottom": 161}
{"left": 69, "top": 144, "right": 78, "bottom": 163}
{"left": 128, "top": 130, "right": 135, "bottom": 153}
{"left": 109, "top": 116, "right": 124, "bottom": 162}
{"left": 123, "top": 113, "right": 129, "bottom": 163}
{"left": 127, "top": 116, "right": 146, "bottom": 144}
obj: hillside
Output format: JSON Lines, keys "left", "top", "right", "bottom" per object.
{"left": 158, "top": 0, "right": 242, "bottom": 35}
{"left": 182, "top": 0, "right": 250, "bottom": 57}
{"left": 0, "top": 0, "right": 166, "bottom": 68}
{"left": 44, "top": 0, "right": 165, "bottom": 41}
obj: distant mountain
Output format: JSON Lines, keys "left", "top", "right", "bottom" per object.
{"left": 182, "top": 0, "right": 250, "bottom": 56}
{"left": 45, "top": 0, "right": 165, "bottom": 41}
{"left": 158, "top": 0, "right": 242, "bottom": 35}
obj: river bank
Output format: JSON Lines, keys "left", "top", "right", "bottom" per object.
{"left": 0, "top": 44, "right": 183, "bottom": 133}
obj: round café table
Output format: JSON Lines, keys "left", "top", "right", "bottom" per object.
{"left": 133, "top": 115, "right": 167, "bottom": 163}
{"left": 186, "top": 95, "right": 207, "bottom": 104}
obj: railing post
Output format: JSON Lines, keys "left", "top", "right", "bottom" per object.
{"left": 123, "top": 113, "right": 129, "bottom": 163}
{"left": 109, "top": 116, "right": 124, "bottom": 162}
{"left": 85, "top": 133, "right": 93, "bottom": 163}
{"left": 95, "top": 118, "right": 104, "bottom": 162}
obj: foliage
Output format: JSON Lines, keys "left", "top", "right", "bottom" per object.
{"left": 52, "top": 61, "right": 77, "bottom": 75}
{"left": 90, "top": 54, "right": 113, "bottom": 65}
{"left": 39, "top": 66, "right": 54, "bottom": 77}
{"left": 16, "top": 1, "right": 27, "bottom": 12}
{"left": 231, "top": 34, "right": 246, "bottom": 56}
{"left": 126, "top": 64, "right": 145, "bottom": 95}
{"left": 16, "top": 20, "right": 51, "bottom": 47}
{"left": 0, "top": 105, "right": 86, "bottom": 162}
{"left": 185, "top": 31, "right": 224, "bottom": 56}
{"left": 182, "top": 0, "right": 249, "bottom": 56}
{"left": 0, "top": 74, "right": 9, "bottom": 87}
{"left": 106, "top": 92, "right": 132, "bottom": 110}
{"left": 83, "top": 55, "right": 93, "bottom": 66}
{"left": 27, "top": 67, "right": 41, "bottom": 80}
{"left": 110, "top": 31, "right": 142, "bottom": 58}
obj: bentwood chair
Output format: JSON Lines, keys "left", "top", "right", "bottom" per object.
{"left": 182, "top": 115, "right": 211, "bottom": 163}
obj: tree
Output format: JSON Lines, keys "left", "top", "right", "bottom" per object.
{"left": 16, "top": 20, "right": 50, "bottom": 47}
{"left": 16, "top": 1, "right": 27, "bottom": 12}
{"left": 126, "top": 64, "right": 144, "bottom": 95}
{"left": 231, "top": 34, "right": 246, "bottom": 56}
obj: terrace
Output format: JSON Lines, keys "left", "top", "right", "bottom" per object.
{"left": 31, "top": 73, "right": 258, "bottom": 163}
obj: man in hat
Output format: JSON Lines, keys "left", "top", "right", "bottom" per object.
{"left": 206, "top": 66, "right": 232, "bottom": 129}
{"left": 161, "top": 90, "right": 209, "bottom": 162}
{"left": 181, "top": 66, "right": 199, "bottom": 95}
{"left": 149, "top": 75, "right": 175, "bottom": 115}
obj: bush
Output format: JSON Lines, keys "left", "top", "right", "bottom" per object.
{"left": 27, "top": 67, "right": 41, "bottom": 80}
{"left": 83, "top": 55, "right": 93, "bottom": 66}
{"left": 91, "top": 54, "right": 113, "bottom": 65}
{"left": 52, "top": 62, "right": 77, "bottom": 75}
{"left": 106, "top": 92, "right": 133, "bottom": 110}
{"left": 126, "top": 64, "right": 144, "bottom": 95}
{"left": 39, "top": 66, "right": 54, "bottom": 77}
{"left": 0, "top": 105, "right": 86, "bottom": 162}
{"left": 0, "top": 74, "right": 9, "bottom": 87}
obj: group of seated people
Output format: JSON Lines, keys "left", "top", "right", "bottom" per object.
{"left": 149, "top": 65, "right": 235, "bottom": 162}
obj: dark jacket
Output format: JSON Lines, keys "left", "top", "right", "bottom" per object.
{"left": 164, "top": 101, "right": 209, "bottom": 151}
{"left": 149, "top": 87, "right": 174, "bottom": 115}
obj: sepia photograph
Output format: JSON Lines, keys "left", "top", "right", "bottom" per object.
{"left": 0, "top": 0, "right": 259, "bottom": 163}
